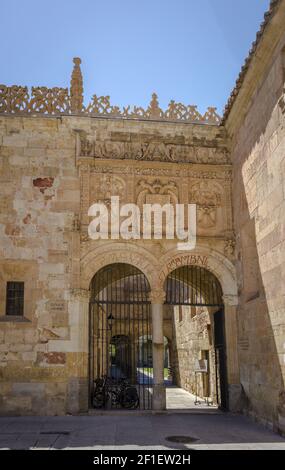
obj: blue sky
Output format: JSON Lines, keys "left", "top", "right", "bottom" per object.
{"left": 1, "top": 0, "right": 269, "bottom": 114}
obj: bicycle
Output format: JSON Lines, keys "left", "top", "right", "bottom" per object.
{"left": 92, "top": 376, "right": 140, "bottom": 409}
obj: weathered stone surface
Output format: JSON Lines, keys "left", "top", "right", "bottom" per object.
{"left": 228, "top": 3, "right": 285, "bottom": 434}
{"left": 38, "top": 352, "right": 66, "bottom": 365}
{"left": 0, "top": 3, "right": 284, "bottom": 430}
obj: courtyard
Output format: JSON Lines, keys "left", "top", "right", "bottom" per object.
{"left": 0, "top": 409, "right": 284, "bottom": 450}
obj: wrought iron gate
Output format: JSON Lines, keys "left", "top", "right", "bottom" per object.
{"left": 89, "top": 263, "right": 153, "bottom": 410}
{"left": 165, "top": 265, "right": 223, "bottom": 307}
{"left": 214, "top": 309, "right": 229, "bottom": 410}
{"left": 165, "top": 265, "right": 228, "bottom": 410}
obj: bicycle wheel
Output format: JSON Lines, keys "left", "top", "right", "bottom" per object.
{"left": 92, "top": 392, "right": 105, "bottom": 408}
{"left": 120, "top": 387, "right": 140, "bottom": 409}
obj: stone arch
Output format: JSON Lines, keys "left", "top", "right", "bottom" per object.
{"left": 158, "top": 245, "right": 240, "bottom": 410}
{"left": 157, "top": 245, "right": 237, "bottom": 303}
{"left": 80, "top": 241, "right": 160, "bottom": 291}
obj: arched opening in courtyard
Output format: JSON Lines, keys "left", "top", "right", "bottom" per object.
{"left": 164, "top": 265, "right": 228, "bottom": 410}
{"left": 89, "top": 263, "right": 153, "bottom": 410}
{"left": 89, "top": 262, "right": 228, "bottom": 411}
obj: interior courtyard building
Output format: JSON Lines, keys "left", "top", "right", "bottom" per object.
{"left": 0, "top": 0, "right": 285, "bottom": 435}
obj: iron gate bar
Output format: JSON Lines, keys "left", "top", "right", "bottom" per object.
{"left": 89, "top": 263, "right": 152, "bottom": 410}
{"left": 165, "top": 265, "right": 223, "bottom": 307}
{"left": 90, "top": 300, "right": 150, "bottom": 304}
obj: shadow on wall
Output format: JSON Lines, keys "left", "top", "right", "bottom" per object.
{"left": 232, "top": 49, "right": 285, "bottom": 433}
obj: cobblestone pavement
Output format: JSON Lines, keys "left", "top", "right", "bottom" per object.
{"left": 0, "top": 412, "right": 285, "bottom": 450}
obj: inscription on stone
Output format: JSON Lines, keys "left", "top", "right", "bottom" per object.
{"left": 159, "top": 254, "right": 209, "bottom": 282}
{"left": 49, "top": 301, "right": 66, "bottom": 313}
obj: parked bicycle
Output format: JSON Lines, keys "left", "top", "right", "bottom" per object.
{"left": 92, "top": 376, "right": 140, "bottom": 409}
{"left": 92, "top": 375, "right": 109, "bottom": 408}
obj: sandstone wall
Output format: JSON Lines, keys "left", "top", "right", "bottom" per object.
{"left": 0, "top": 116, "right": 82, "bottom": 415}
{"left": 0, "top": 114, "right": 232, "bottom": 415}
{"left": 230, "top": 33, "right": 285, "bottom": 433}
{"left": 171, "top": 305, "right": 216, "bottom": 402}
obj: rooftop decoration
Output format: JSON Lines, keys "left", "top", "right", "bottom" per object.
{"left": 0, "top": 58, "right": 221, "bottom": 125}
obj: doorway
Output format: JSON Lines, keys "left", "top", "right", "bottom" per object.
{"left": 89, "top": 263, "right": 152, "bottom": 410}
{"left": 164, "top": 265, "right": 228, "bottom": 410}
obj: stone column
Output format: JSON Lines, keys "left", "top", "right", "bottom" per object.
{"left": 66, "top": 288, "right": 90, "bottom": 414}
{"left": 223, "top": 294, "right": 241, "bottom": 412}
{"left": 149, "top": 289, "right": 166, "bottom": 410}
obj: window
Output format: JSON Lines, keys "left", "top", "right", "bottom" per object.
{"left": 6, "top": 282, "right": 24, "bottom": 316}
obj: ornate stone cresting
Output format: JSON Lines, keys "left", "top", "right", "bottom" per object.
{"left": 0, "top": 58, "right": 221, "bottom": 124}
{"left": 0, "top": 84, "right": 69, "bottom": 114}
{"left": 70, "top": 57, "right": 84, "bottom": 114}
{"left": 0, "top": 85, "right": 29, "bottom": 113}
{"left": 85, "top": 91, "right": 221, "bottom": 124}
{"left": 29, "top": 86, "right": 69, "bottom": 114}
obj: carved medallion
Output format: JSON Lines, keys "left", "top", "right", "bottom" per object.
{"left": 190, "top": 181, "right": 222, "bottom": 229}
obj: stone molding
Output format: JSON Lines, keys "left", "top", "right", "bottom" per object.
{"left": 77, "top": 157, "right": 232, "bottom": 180}
{"left": 80, "top": 242, "right": 238, "bottom": 301}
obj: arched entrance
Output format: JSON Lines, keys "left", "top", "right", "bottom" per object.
{"left": 164, "top": 265, "right": 228, "bottom": 410}
{"left": 89, "top": 263, "right": 153, "bottom": 410}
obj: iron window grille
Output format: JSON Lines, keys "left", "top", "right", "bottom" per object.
{"left": 6, "top": 282, "right": 24, "bottom": 316}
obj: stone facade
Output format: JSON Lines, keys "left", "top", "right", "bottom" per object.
{"left": 0, "top": 111, "right": 236, "bottom": 415}
{"left": 0, "top": 0, "right": 284, "bottom": 436}
{"left": 226, "top": 0, "right": 285, "bottom": 434}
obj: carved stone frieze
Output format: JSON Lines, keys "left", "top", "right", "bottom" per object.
{"left": 88, "top": 164, "right": 231, "bottom": 180}
{"left": 77, "top": 134, "right": 230, "bottom": 165}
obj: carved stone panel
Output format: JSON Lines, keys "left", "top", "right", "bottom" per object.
{"left": 90, "top": 174, "right": 127, "bottom": 206}
{"left": 136, "top": 179, "right": 179, "bottom": 207}
{"left": 189, "top": 181, "right": 223, "bottom": 233}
